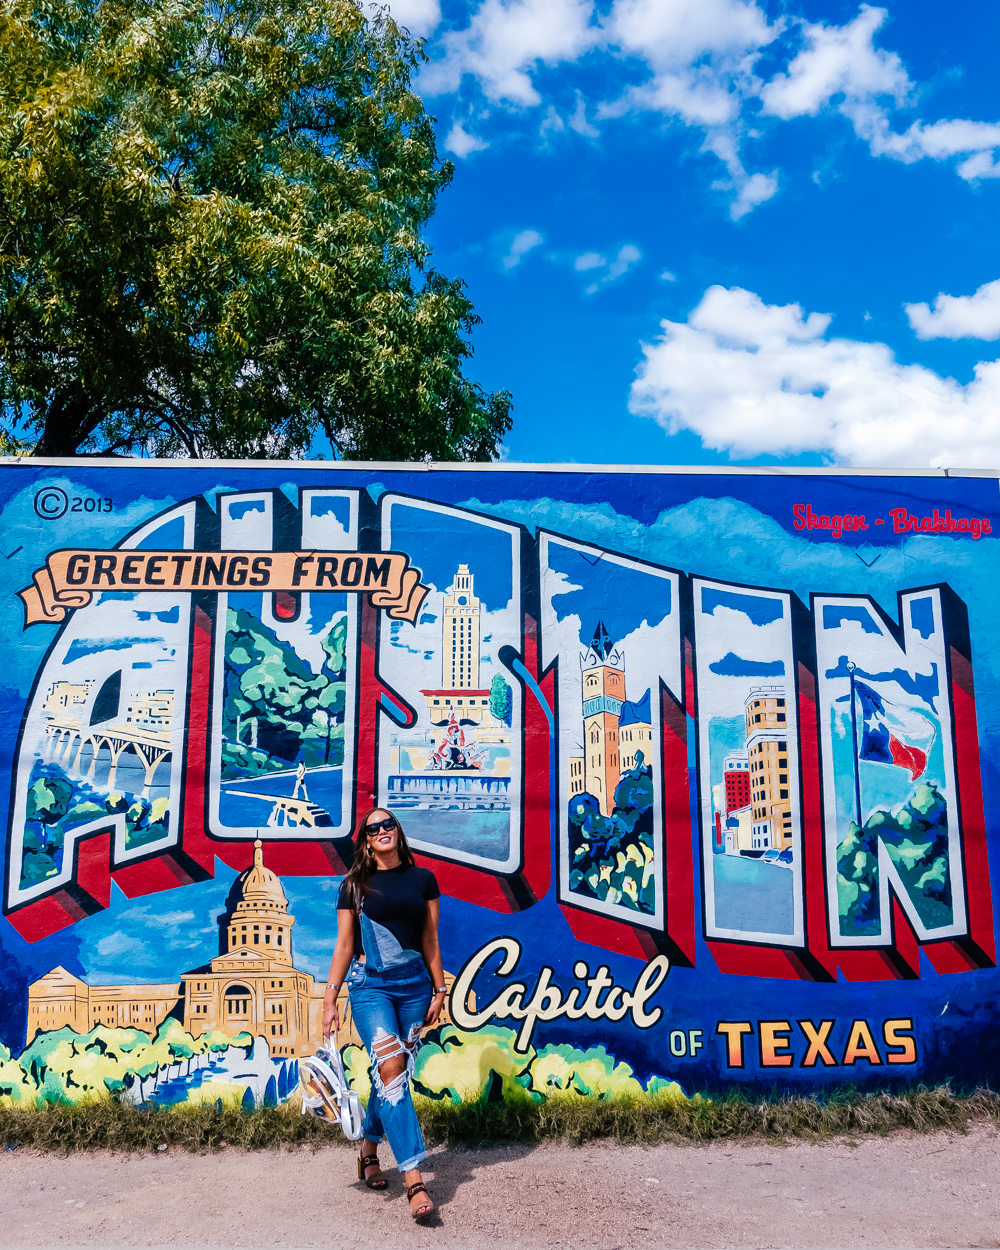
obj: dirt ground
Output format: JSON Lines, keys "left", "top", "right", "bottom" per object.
{"left": 2, "top": 1123, "right": 999, "bottom": 1250}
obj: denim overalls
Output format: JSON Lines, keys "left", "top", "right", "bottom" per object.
{"left": 347, "top": 907, "right": 432, "bottom": 1171}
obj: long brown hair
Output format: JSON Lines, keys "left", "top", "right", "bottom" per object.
{"left": 344, "top": 807, "right": 415, "bottom": 902}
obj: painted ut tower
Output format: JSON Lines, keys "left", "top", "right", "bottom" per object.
{"left": 443, "top": 564, "right": 481, "bottom": 689}
{"left": 581, "top": 621, "right": 625, "bottom": 816}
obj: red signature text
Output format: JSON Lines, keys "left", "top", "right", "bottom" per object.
{"left": 793, "top": 504, "right": 868, "bottom": 538}
{"left": 889, "top": 508, "right": 992, "bottom": 539}
{"left": 794, "top": 503, "right": 993, "bottom": 540}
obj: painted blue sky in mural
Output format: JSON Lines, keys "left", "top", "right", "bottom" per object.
{"left": 345, "top": 0, "right": 1000, "bottom": 472}
{"left": 387, "top": 503, "right": 514, "bottom": 610}
{"left": 545, "top": 541, "right": 672, "bottom": 645}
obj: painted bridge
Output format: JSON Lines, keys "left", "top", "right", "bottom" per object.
{"left": 42, "top": 716, "right": 172, "bottom": 798}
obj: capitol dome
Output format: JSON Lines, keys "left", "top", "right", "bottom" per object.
{"left": 217, "top": 839, "right": 295, "bottom": 963}
{"left": 238, "top": 839, "right": 288, "bottom": 907}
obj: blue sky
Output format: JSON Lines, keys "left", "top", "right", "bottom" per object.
{"left": 378, "top": 0, "right": 1000, "bottom": 469}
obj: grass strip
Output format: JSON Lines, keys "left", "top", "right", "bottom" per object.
{"left": 419, "top": 1084, "right": 999, "bottom": 1147}
{"left": 0, "top": 1085, "right": 996, "bottom": 1154}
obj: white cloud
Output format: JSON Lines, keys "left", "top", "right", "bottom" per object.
{"left": 872, "top": 119, "right": 1000, "bottom": 179}
{"left": 704, "top": 130, "right": 778, "bottom": 219}
{"left": 956, "top": 152, "right": 1000, "bottom": 181}
{"left": 417, "top": 0, "right": 1000, "bottom": 217}
{"left": 96, "top": 932, "right": 153, "bottom": 964}
{"left": 538, "top": 92, "right": 599, "bottom": 140}
{"left": 539, "top": 105, "right": 565, "bottom": 137}
{"left": 760, "top": 7, "right": 1000, "bottom": 182}
{"left": 760, "top": 6, "right": 909, "bottom": 121}
{"left": 729, "top": 171, "right": 779, "bottom": 219}
{"left": 660, "top": 270, "right": 677, "bottom": 282}
{"left": 906, "top": 278, "right": 1000, "bottom": 341}
{"left": 630, "top": 284, "right": 1000, "bottom": 468}
{"left": 418, "top": 0, "right": 597, "bottom": 106}
{"left": 379, "top": 0, "right": 442, "bottom": 38}
{"left": 421, "top": 0, "right": 781, "bottom": 216}
{"left": 606, "top": 243, "right": 641, "bottom": 280}
{"left": 593, "top": 0, "right": 782, "bottom": 217}
{"left": 568, "top": 91, "right": 599, "bottom": 137}
{"left": 444, "top": 120, "right": 489, "bottom": 157}
{"left": 503, "top": 228, "right": 544, "bottom": 269}
{"left": 118, "top": 906, "right": 197, "bottom": 930}
{"left": 580, "top": 244, "right": 641, "bottom": 293}
{"left": 602, "top": 0, "right": 778, "bottom": 127}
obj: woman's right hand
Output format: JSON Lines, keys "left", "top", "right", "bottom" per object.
{"left": 323, "top": 998, "right": 340, "bottom": 1037}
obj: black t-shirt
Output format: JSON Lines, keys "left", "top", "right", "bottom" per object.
{"left": 338, "top": 864, "right": 440, "bottom": 957}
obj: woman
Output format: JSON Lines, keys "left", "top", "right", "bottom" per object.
{"left": 323, "top": 807, "right": 446, "bottom": 1223}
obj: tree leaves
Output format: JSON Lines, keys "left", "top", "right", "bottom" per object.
{"left": 0, "top": 0, "right": 511, "bottom": 459}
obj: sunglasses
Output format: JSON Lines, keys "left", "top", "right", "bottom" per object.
{"left": 365, "top": 817, "right": 398, "bottom": 835}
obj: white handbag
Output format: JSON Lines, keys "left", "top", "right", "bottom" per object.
{"left": 299, "top": 1033, "right": 364, "bottom": 1140}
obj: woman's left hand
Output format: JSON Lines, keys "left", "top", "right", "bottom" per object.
{"left": 424, "top": 992, "right": 446, "bottom": 1027}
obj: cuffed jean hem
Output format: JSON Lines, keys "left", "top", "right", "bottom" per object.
{"left": 395, "top": 1149, "right": 426, "bottom": 1172}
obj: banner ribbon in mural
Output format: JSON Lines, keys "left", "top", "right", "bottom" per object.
{"left": 18, "top": 548, "right": 429, "bottom": 626}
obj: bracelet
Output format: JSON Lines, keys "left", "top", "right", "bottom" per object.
{"left": 326, "top": 983, "right": 341, "bottom": 992}
{"left": 434, "top": 986, "right": 447, "bottom": 995}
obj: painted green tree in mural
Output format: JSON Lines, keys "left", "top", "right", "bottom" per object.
{"left": 20, "top": 772, "right": 172, "bottom": 887}
{"left": 13, "top": 1021, "right": 252, "bottom": 1103}
{"left": 567, "top": 753, "right": 655, "bottom": 915}
{"left": 222, "top": 607, "right": 347, "bottom": 777}
{"left": 0, "top": 0, "right": 511, "bottom": 459}
{"left": 837, "top": 782, "right": 951, "bottom": 937}
{"left": 489, "top": 674, "right": 513, "bottom": 727}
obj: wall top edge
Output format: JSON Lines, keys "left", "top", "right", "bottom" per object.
{"left": 1, "top": 457, "right": 998, "bottom": 478}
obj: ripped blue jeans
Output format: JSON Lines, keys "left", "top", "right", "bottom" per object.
{"left": 346, "top": 955, "right": 432, "bottom": 1172}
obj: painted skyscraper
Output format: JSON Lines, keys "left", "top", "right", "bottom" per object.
{"left": 420, "top": 563, "right": 493, "bottom": 726}
{"left": 568, "top": 622, "right": 654, "bottom": 817}
{"left": 582, "top": 622, "right": 625, "bottom": 816}
{"left": 745, "top": 686, "right": 792, "bottom": 852}
{"left": 444, "top": 563, "right": 481, "bottom": 689}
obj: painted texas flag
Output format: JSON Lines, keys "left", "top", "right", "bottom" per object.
{"left": 853, "top": 679, "right": 934, "bottom": 781}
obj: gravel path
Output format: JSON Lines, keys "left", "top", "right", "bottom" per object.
{"left": 2, "top": 1123, "right": 999, "bottom": 1249}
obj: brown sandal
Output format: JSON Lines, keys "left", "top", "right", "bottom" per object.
{"left": 357, "top": 1151, "right": 387, "bottom": 1189}
{"left": 406, "top": 1181, "right": 433, "bottom": 1222}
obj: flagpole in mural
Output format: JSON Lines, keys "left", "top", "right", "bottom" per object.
{"left": 847, "top": 660, "right": 863, "bottom": 829}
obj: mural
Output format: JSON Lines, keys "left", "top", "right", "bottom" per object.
{"left": 2, "top": 464, "right": 999, "bottom": 1107}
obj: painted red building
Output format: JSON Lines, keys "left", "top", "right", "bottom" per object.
{"left": 723, "top": 751, "right": 751, "bottom": 815}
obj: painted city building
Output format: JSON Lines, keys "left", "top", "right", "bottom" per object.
{"left": 2, "top": 460, "right": 1000, "bottom": 1108}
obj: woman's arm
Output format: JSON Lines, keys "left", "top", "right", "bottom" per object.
{"left": 322, "top": 908, "right": 357, "bottom": 1037}
{"left": 422, "top": 897, "right": 446, "bottom": 1026}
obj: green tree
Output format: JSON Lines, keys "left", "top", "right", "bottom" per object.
{"left": 488, "top": 674, "right": 512, "bottom": 727}
{"left": 222, "top": 606, "right": 346, "bottom": 775}
{"left": 0, "top": 0, "right": 511, "bottom": 459}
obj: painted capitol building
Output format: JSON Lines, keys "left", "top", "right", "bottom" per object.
{"left": 28, "top": 841, "right": 327, "bottom": 1056}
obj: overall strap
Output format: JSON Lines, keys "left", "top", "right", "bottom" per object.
{"left": 352, "top": 883, "right": 364, "bottom": 959}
